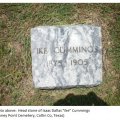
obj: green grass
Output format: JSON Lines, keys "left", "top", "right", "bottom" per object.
{"left": 0, "top": 3, "right": 120, "bottom": 106}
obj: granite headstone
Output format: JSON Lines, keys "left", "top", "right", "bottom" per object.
{"left": 31, "top": 25, "right": 102, "bottom": 89}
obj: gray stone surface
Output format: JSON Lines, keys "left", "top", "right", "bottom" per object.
{"left": 31, "top": 25, "right": 102, "bottom": 89}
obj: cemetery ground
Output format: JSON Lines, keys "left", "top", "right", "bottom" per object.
{"left": 0, "top": 4, "right": 120, "bottom": 105}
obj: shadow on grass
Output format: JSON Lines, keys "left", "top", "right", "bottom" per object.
{"left": 54, "top": 92, "right": 108, "bottom": 106}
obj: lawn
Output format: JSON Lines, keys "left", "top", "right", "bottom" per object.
{"left": 0, "top": 3, "right": 120, "bottom": 105}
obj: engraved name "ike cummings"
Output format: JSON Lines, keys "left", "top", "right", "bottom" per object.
{"left": 37, "top": 46, "right": 99, "bottom": 54}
